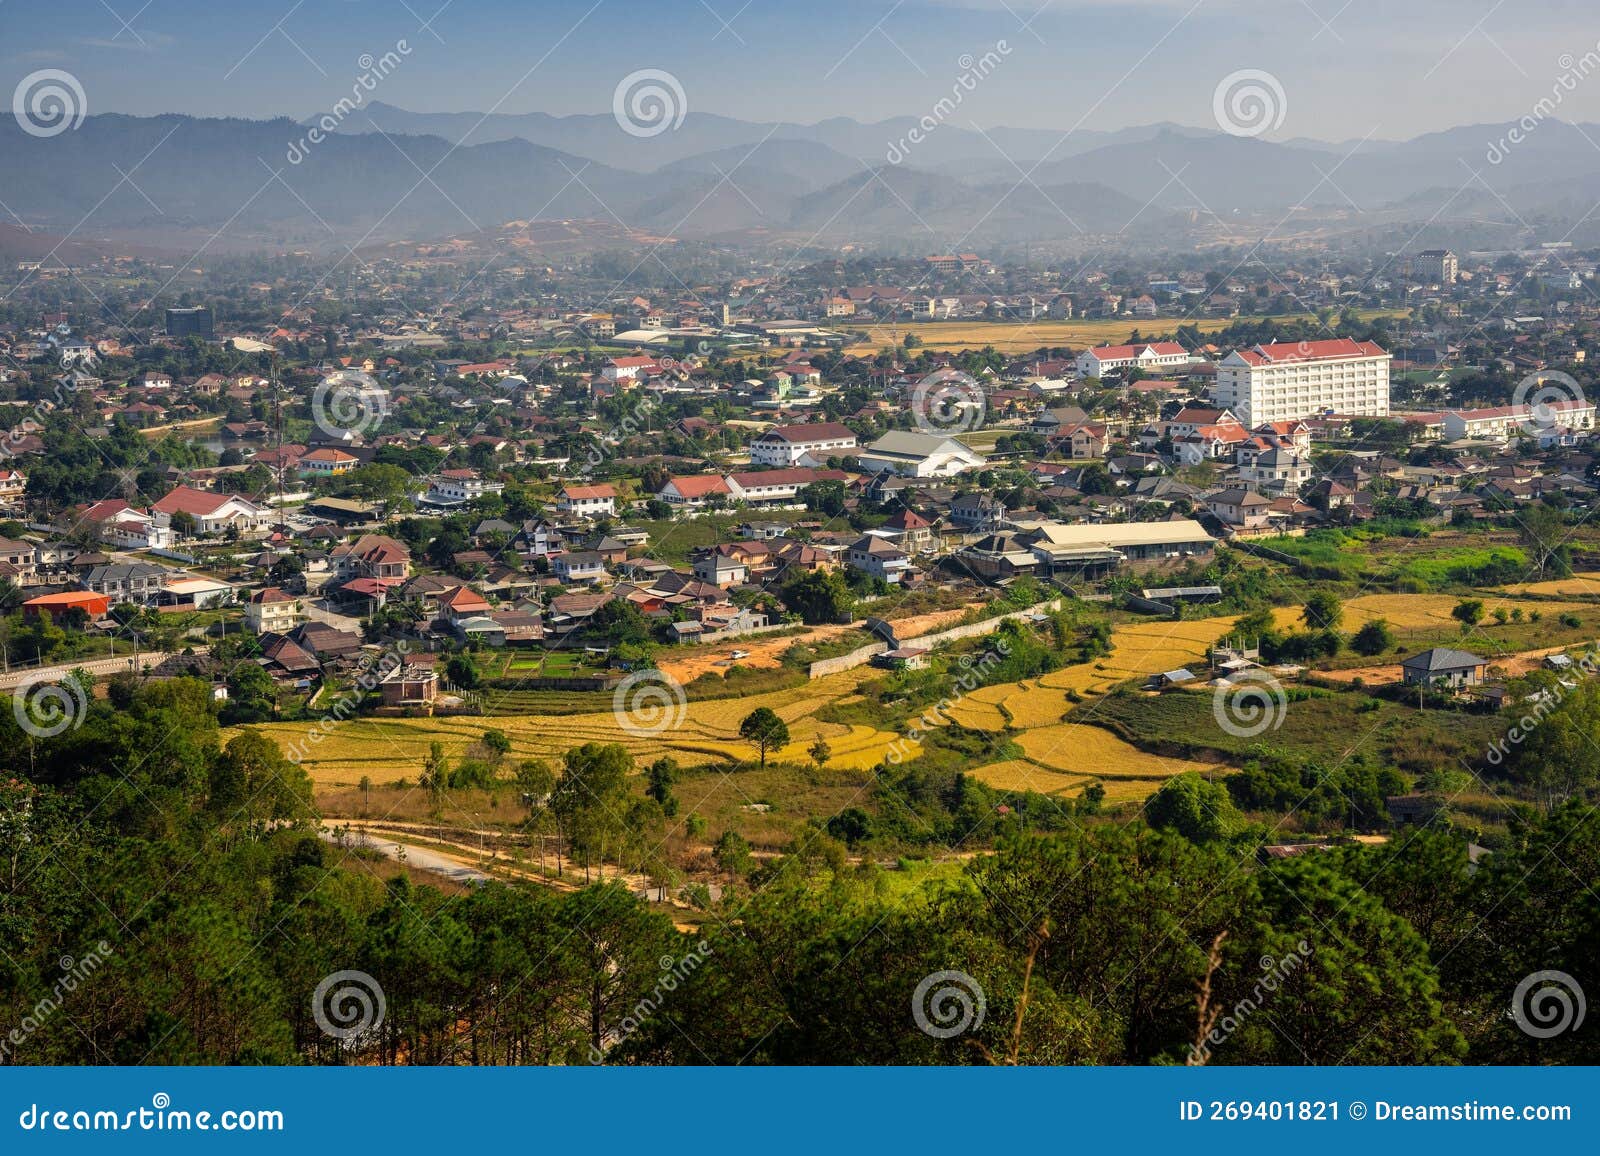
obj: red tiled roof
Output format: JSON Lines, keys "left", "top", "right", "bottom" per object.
{"left": 1233, "top": 339, "right": 1388, "bottom": 366}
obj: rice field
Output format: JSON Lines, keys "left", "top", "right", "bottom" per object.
{"left": 1267, "top": 593, "right": 1591, "bottom": 631}
{"left": 239, "top": 667, "right": 900, "bottom": 787}
{"left": 1014, "top": 722, "right": 1215, "bottom": 782}
{"left": 248, "top": 589, "right": 1548, "bottom": 804}
{"left": 1499, "top": 573, "right": 1600, "bottom": 597}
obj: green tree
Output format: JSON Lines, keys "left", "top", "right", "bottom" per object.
{"left": 645, "top": 756, "right": 679, "bottom": 817}
{"left": 1300, "top": 591, "right": 1344, "bottom": 632}
{"left": 1145, "top": 773, "right": 1238, "bottom": 843}
{"left": 1451, "top": 599, "right": 1485, "bottom": 629}
{"left": 738, "top": 707, "right": 790, "bottom": 767}
{"left": 1351, "top": 618, "right": 1396, "bottom": 656}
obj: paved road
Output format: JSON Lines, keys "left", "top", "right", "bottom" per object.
{"left": 0, "top": 653, "right": 159, "bottom": 691}
{"left": 320, "top": 825, "right": 492, "bottom": 885}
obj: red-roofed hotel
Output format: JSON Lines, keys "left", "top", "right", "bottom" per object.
{"left": 1213, "top": 338, "right": 1391, "bottom": 427}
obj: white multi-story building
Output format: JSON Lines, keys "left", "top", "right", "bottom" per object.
{"left": 1442, "top": 400, "right": 1595, "bottom": 442}
{"left": 1074, "top": 341, "right": 1190, "bottom": 379}
{"left": 1212, "top": 339, "right": 1391, "bottom": 427}
{"left": 748, "top": 422, "right": 858, "bottom": 467}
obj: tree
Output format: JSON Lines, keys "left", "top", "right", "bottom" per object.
{"left": 445, "top": 653, "right": 480, "bottom": 689}
{"left": 739, "top": 707, "right": 790, "bottom": 767}
{"left": 1145, "top": 773, "right": 1238, "bottom": 843}
{"left": 808, "top": 737, "right": 832, "bottom": 768}
{"left": 645, "top": 756, "right": 679, "bottom": 817}
{"left": 550, "top": 743, "right": 633, "bottom": 879}
{"left": 1451, "top": 599, "right": 1484, "bottom": 629}
{"left": 713, "top": 829, "right": 753, "bottom": 880}
{"left": 1351, "top": 618, "right": 1396, "bottom": 656}
{"left": 783, "top": 568, "right": 854, "bottom": 625}
{"left": 1300, "top": 591, "right": 1344, "bottom": 632}
{"left": 480, "top": 728, "right": 511, "bottom": 767}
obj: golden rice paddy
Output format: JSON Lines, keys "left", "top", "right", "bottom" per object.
{"left": 1268, "top": 593, "right": 1591, "bottom": 632}
{"left": 245, "top": 590, "right": 1541, "bottom": 804}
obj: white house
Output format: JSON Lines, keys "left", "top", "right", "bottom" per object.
{"left": 244, "top": 587, "right": 303, "bottom": 634}
{"left": 556, "top": 484, "right": 617, "bottom": 519}
{"left": 152, "top": 486, "right": 272, "bottom": 535}
{"left": 1237, "top": 447, "right": 1314, "bottom": 493}
{"left": 551, "top": 551, "right": 608, "bottom": 585}
{"left": 724, "top": 468, "right": 848, "bottom": 506}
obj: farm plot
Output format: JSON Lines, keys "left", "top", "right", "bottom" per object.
{"left": 1015, "top": 722, "right": 1216, "bottom": 784}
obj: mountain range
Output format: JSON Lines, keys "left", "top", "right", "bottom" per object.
{"left": 5, "top": 103, "right": 1600, "bottom": 255}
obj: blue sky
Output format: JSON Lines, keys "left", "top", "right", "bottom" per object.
{"left": 6, "top": 0, "right": 1600, "bottom": 140}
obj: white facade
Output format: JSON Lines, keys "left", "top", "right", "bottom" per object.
{"left": 1075, "top": 342, "right": 1190, "bottom": 379}
{"left": 1212, "top": 340, "right": 1391, "bottom": 427}
{"left": 748, "top": 423, "right": 857, "bottom": 467}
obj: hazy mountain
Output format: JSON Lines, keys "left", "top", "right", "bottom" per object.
{"left": 0, "top": 113, "right": 1163, "bottom": 250}
{"left": 317, "top": 102, "right": 1230, "bottom": 172}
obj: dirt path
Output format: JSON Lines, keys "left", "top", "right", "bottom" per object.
{"left": 655, "top": 603, "right": 981, "bottom": 684}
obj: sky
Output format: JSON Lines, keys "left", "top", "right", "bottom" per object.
{"left": 6, "top": 0, "right": 1600, "bottom": 142}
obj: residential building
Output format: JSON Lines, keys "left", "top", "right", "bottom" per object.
{"left": 1400, "top": 647, "right": 1487, "bottom": 688}
{"left": 725, "top": 467, "right": 848, "bottom": 505}
{"left": 847, "top": 534, "right": 913, "bottom": 584}
{"left": 244, "top": 587, "right": 302, "bottom": 634}
{"left": 1205, "top": 488, "right": 1275, "bottom": 529}
{"left": 551, "top": 551, "right": 608, "bottom": 584}
{"left": 1442, "top": 399, "right": 1595, "bottom": 442}
{"left": 80, "top": 562, "right": 167, "bottom": 602}
{"left": 1237, "top": 447, "right": 1314, "bottom": 493}
{"left": 557, "top": 484, "right": 618, "bottom": 519}
{"left": 300, "top": 447, "right": 359, "bottom": 476}
{"left": 330, "top": 534, "right": 411, "bottom": 580}
{"left": 152, "top": 486, "right": 272, "bottom": 535}
{"left": 659, "top": 475, "right": 733, "bottom": 508}
{"left": 427, "top": 469, "right": 505, "bottom": 505}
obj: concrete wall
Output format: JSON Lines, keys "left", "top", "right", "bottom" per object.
{"left": 807, "top": 598, "right": 1062, "bottom": 678}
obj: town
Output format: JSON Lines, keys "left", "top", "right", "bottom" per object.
{"left": 4, "top": 0, "right": 1600, "bottom": 1074}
